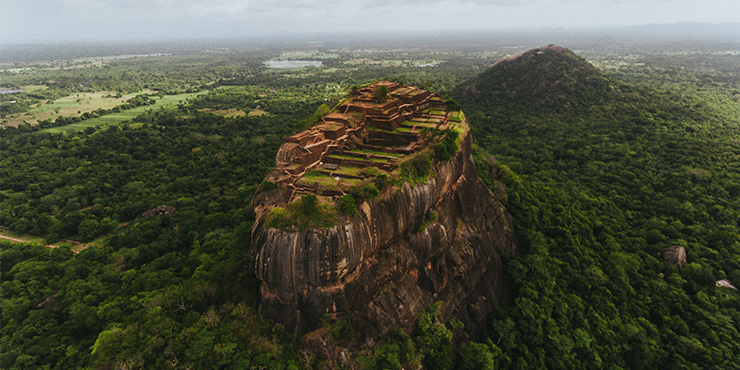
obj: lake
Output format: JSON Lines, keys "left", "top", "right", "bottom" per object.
{"left": 266, "top": 60, "right": 323, "bottom": 69}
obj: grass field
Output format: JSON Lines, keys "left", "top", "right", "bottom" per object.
{"left": 38, "top": 92, "right": 206, "bottom": 134}
{"left": 199, "top": 108, "right": 248, "bottom": 117}
{"left": 4, "top": 91, "right": 146, "bottom": 127}
{"left": 248, "top": 109, "right": 270, "bottom": 117}
{"left": 21, "top": 85, "right": 48, "bottom": 92}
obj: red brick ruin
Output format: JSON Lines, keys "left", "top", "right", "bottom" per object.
{"left": 265, "top": 80, "right": 453, "bottom": 200}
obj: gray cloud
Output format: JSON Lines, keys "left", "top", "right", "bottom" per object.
{"left": 1, "top": 0, "right": 738, "bottom": 43}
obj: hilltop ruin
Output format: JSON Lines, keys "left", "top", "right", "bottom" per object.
{"left": 251, "top": 81, "right": 516, "bottom": 340}
{"left": 254, "top": 80, "right": 462, "bottom": 216}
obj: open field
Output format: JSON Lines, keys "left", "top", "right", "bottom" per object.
{"left": 3, "top": 91, "right": 145, "bottom": 127}
{"left": 199, "top": 108, "right": 248, "bottom": 117}
{"left": 248, "top": 108, "right": 270, "bottom": 116}
{"left": 37, "top": 92, "right": 206, "bottom": 134}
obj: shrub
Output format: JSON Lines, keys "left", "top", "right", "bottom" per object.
{"left": 261, "top": 180, "right": 279, "bottom": 192}
{"left": 418, "top": 210, "right": 438, "bottom": 232}
{"left": 372, "top": 85, "right": 388, "bottom": 101}
{"left": 445, "top": 97, "right": 461, "bottom": 111}
{"left": 336, "top": 194, "right": 357, "bottom": 218}
{"left": 432, "top": 129, "right": 459, "bottom": 162}
{"left": 349, "top": 182, "right": 379, "bottom": 200}
{"left": 362, "top": 166, "right": 381, "bottom": 176}
{"left": 265, "top": 207, "right": 292, "bottom": 229}
{"left": 264, "top": 197, "right": 337, "bottom": 232}
{"left": 400, "top": 153, "right": 432, "bottom": 184}
{"left": 375, "top": 174, "right": 388, "bottom": 190}
{"left": 300, "top": 194, "right": 318, "bottom": 215}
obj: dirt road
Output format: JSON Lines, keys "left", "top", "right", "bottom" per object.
{"left": 0, "top": 233, "right": 63, "bottom": 249}
{"left": 0, "top": 234, "right": 28, "bottom": 243}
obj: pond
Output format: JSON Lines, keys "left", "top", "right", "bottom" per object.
{"left": 266, "top": 60, "right": 323, "bottom": 69}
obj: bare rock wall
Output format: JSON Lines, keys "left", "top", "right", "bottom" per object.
{"left": 251, "top": 131, "right": 517, "bottom": 339}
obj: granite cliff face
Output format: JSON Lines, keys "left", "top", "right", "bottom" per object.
{"left": 250, "top": 81, "right": 516, "bottom": 340}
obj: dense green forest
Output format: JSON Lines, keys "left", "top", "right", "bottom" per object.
{"left": 2, "top": 38, "right": 739, "bottom": 369}
{"left": 458, "top": 45, "right": 740, "bottom": 369}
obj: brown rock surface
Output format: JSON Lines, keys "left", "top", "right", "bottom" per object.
{"left": 251, "top": 129, "right": 517, "bottom": 340}
{"left": 140, "top": 205, "right": 176, "bottom": 218}
{"left": 663, "top": 245, "right": 687, "bottom": 268}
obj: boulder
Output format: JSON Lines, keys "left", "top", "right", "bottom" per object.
{"left": 663, "top": 245, "right": 687, "bottom": 268}
{"left": 141, "top": 205, "right": 177, "bottom": 218}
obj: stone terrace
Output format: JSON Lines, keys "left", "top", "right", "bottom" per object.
{"left": 265, "top": 81, "right": 453, "bottom": 202}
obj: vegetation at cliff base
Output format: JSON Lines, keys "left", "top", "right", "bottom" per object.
{"left": 458, "top": 45, "right": 740, "bottom": 369}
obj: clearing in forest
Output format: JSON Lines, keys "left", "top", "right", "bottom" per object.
{"left": 3, "top": 91, "right": 146, "bottom": 127}
{"left": 37, "top": 92, "right": 206, "bottom": 134}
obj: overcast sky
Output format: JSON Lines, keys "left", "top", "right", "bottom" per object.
{"left": 2, "top": 0, "right": 739, "bottom": 44}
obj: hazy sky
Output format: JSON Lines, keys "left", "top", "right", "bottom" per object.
{"left": 2, "top": 0, "right": 739, "bottom": 43}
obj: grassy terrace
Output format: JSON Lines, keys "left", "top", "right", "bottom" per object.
{"left": 326, "top": 154, "right": 389, "bottom": 163}
{"left": 304, "top": 169, "right": 365, "bottom": 182}
{"left": 401, "top": 121, "right": 437, "bottom": 129}
{"left": 325, "top": 166, "right": 365, "bottom": 176}
{"left": 389, "top": 126, "right": 414, "bottom": 133}
{"left": 297, "top": 174, "right": 362, "bottom": 189}
{"left": 299, "top": 171, "right": 339, "bottom": 186}
{"left": 448, "top": 111, "right": 464, "bottom": 122}
{"left": 366, "top": 124, "right": 421, "bottom": 134}
{"left": 348, "top": 148, "right": 405, "bottom": 158}
{"left": 304, "top": 170, "right": 332, "bottom": 180}
{"left": 409, "top": 117, "right": 444, "bottom": 124}
{"left": 420, "top": 108, "right": 446, "bottom": 116}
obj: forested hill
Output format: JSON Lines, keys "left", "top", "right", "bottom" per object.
{"left": 455, "top": 46, "right": 740, "bottom": 368}
{"left": 462, "top": 45, "right": 620, "bottom": 114}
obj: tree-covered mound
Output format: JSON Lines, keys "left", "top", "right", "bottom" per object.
{"left": 455, "top": 46, "right": 740, "bottom": 368}
{"left": 462, "top": 45, "right": 619, "bottom": 115}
